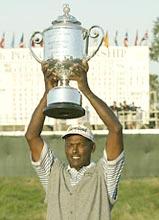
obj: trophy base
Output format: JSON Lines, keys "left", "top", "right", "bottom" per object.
{"left": 44, "top": 102, "right": 85, "bottom": 119}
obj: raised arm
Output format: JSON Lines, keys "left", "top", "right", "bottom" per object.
{"left": 25, "top": 63, "right": 58, "bottom": 162}
{"left": 70, "top": 61, "right": 123, "bottom": 160}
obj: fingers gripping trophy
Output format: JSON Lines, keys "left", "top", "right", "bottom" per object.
{"left": 29, "top": 4, "right": 104, "bottom": 119}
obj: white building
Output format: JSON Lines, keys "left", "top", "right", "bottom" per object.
{"left": 0, "top": 45, "right": 149, "bottom": 130}
{"left": 0, "top": 48, "right": 46, "bottom": 127}
{"left": 81, "top": 45, "right": 150, "bottom": 126}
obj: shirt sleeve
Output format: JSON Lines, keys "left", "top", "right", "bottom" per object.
{"left": 101, "top": 150, "right": 125, "bottom": 205}
{"left": 31, "top": 141, "right": 55, "bottom": 192}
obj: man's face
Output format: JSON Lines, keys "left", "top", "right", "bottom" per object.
{"left": 65, "top": 134, "right": 95, "bottom": 171}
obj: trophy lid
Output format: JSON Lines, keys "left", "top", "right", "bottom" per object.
{"left": 52, "top": 4, "right": 81, "bottom": 25}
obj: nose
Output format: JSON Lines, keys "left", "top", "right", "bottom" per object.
{"left": 72, "top": 145, "right": 78, "bottom": 154}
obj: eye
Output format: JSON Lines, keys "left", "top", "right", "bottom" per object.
{"left": 65, "top": 143, "right": 71, "bottom": 149}
{"left": 78, "top": 143, "right": 87, "bottom": 149}
{"left": 68, "top": 144, "right": 72, "bottom": 147}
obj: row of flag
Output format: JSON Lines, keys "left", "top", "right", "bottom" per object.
{"left": 0, "top": 33, "right": 43, "bottom": 48}
{"left": 0, "top": 33, "right": 25, "bottom": 48}
{"left": 103, "top": 31, "right": 149, "bottom": 47}
{"left": 0, "top": 31, "right": 149, "bottom": 49}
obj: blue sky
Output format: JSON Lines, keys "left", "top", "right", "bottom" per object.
{"left": 0, "top": 0, "right": 159, "bottom": 73}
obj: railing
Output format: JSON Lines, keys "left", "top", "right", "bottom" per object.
{"left": 117, "top": 110, "right": 159, "bottom": 129}
{"left": 0, "top": 110, "right": 159, "bottom": 131}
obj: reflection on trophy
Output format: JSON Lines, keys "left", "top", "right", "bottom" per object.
{"left": 29, "top": 4, "right": 104, "bottom": 119}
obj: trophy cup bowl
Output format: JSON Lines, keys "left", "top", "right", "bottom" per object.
{"left": 29, "top": 4, "right": 104, "bottom": 119}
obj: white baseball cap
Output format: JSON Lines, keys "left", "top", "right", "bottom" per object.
{"left": 62, "top": 125, "right": 95, "bottom": 143}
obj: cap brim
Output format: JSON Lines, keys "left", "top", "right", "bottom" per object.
{"left": 62, "top": 131, "right": 94, "bottom": 143}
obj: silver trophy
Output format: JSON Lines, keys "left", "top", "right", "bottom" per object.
{"left": 29, "top": 4, "right": 104, "bottom": 119}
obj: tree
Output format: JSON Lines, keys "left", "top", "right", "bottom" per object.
{"left": 149, "top": 74, "right": 159, "bottom": 110}
{"left": 150, "top": 17, "right": 159, "bottom": 61}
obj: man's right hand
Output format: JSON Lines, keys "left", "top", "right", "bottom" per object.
{"left": 69, "top": 60, "right": 90, "bottom": 94}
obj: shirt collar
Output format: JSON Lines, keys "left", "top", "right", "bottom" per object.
{"left": 67, "top": 162, "right": 95, "bottom": 173}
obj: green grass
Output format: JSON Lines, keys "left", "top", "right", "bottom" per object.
{"left": 0, "top": 177, "right": 159, "bottom": 220}
{"left": 112, "top": 178, "right": 159, "bottom": 220}
{"left": 0, "top": 177, "right": 46, "bottom": 220}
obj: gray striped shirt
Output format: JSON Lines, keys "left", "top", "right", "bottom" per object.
{"left": 31, "top": 142, "right": 124, "bottom": 205}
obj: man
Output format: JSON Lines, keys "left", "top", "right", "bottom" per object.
{"left": 25, "top": 61, "right": 124, "bottom": 220}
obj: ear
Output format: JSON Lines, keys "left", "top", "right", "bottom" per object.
{"left": 92, "top": 143, "right": 96, "bottom": 153}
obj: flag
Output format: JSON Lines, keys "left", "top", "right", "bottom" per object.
{"left": 134, "top": 30, "right": 138, "bottom": 46}
{"left": 40, "top": 39, "right": 44, "bottom": 47}
{"left": 140, "top": 31, "right": 148, "bottom": 46}
{"left": 114, "top": 31, "right": 118, "bottom": 46}
{"left": 11, "top": 33, "right": 15, "bottom": 48}
{"left": 0, "top": 33, "right": 5, "bottom": 48}
{"left": 103, "top": 31, "right": 109, "bottom": 47}
{"left": 124, "top": 32, "right": 128, "bottom": 47}
{"left": 31, "top": 39, "right": 35, "bottom": 47}
{"left": 19, "top": 33, "right": 25, "bottom": 48}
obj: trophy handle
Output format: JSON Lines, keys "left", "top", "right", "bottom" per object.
{"left": 84, "top": 25, "right": 104, "bottom": 61}
{"left": 29, "top": 31, "right": 44, "bottom": 63}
